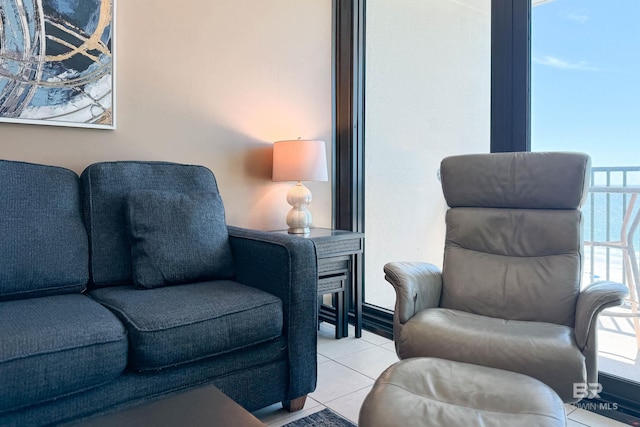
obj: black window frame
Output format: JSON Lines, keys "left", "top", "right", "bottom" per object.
{"left": 333, "top": 0, "right": 640, "bottom": 418}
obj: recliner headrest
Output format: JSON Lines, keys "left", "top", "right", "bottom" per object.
{"left": 440, "top": 152, "right": 591, "bottom": 209}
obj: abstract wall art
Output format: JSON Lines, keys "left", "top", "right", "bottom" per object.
{"left": 0, "top": 0, "right": 115, "bottom": 129}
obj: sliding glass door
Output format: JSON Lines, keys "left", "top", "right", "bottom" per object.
{"left": 335, "top": 0, "right": 639, "bottom": 414}
{"left": 363, "top": 0, "right": 491, "bottom": 312}
{"left": 531, "top": 0, "right": 640, "bottom": 409}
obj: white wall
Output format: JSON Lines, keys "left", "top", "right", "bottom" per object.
{"left": 0, "top": 0, "right": 333, "bottom": 231}
{"left": 364, "top": 0, "right": 492, "bottom": 310}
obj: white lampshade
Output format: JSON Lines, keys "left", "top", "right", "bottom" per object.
{"left": 272, "top": 140, "right": 328, "bottom": 182}
{"left": 272, "top": 139, "right": 328, "bottom": 234}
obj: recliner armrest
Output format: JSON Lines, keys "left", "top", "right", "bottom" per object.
{"left": 384, "top": 262, "right": 443, "bottom": 324}
{"left": 574, "top": 280, "right": 628, "bottom": 350}
{"left": 227, "top": 226, "right": 318, "bottom": 401}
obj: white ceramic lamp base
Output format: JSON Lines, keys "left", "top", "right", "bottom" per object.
{"left": 286, "top": 181, "right": 313, "bottom": 234}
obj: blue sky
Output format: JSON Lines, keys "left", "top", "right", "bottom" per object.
{"left": 531, "top": 0, "right": 640, "bottom": 167}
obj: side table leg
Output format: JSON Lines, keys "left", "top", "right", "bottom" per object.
{"left": 354, "top": 253, "right": 363, "bottom": 338}
{"left": 343, "top": 253, "right": 363, "bottom": 338}
{"left": 342, "top": 278, "right": 349, "bottom": 338}
{"left": 335, "top": 290, "right": 344, "bottom": 339}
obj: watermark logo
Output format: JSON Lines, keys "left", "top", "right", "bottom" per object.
{"left": 573, "top": 382, "right": 602, "bottom": 399}
{"left": 571, "top": 383, "right": 618, "bottom": 412}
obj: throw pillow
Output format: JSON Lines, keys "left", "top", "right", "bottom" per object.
{"left": 126, "top": 190, "right": 235, "bottom": 288}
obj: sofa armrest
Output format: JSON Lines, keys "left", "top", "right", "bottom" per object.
{"left": 575, "top": 280, "right": 628, "bottom": 350}
{"left": 227, "top": 226, "right": 318, "bottom": 401}
{"left": 384, "top": 262, "right": 443, "bottom": 324}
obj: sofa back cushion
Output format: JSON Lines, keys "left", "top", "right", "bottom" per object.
{"left": 81, "top": 161, "right": 232, "bottom": 287}
{"left": 0, "top": 160, "right": 88, "bottom": 300}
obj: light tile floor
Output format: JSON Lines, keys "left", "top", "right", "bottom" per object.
{"left": 253, "top": 323, "right": 630, "bottom": 427}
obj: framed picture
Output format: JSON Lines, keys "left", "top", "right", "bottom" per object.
{"left": 0, "top": 0, "right": 115, "bottom": 129}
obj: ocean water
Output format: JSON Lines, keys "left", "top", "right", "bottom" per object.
{"left": 583, "top": 193, "right": 639, "bottom": 242}
{"left": 582, "top": 192, "right": 640, "bottom": 284}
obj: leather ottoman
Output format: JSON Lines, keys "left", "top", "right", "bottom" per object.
{"left": 359, "top": 358, "right": 566, "bottom": 427}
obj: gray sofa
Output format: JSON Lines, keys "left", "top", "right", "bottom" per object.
{"left": 0, "top": 160, "right": 318, "bottom": 426}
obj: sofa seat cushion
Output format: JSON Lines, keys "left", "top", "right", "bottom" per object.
{"left": 0, "top": 294, "right": 128, "bottom": 413}
{"left": 397, "top": 308, "right": 586, "bottom": 402}
{"left": 126, "top": 190, "right": 234, "bottom": 288}
{"left": 89, "top": 281, "right": 283, "bottom": 371}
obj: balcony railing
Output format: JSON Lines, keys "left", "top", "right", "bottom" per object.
{"left": 585, "top": 167, "right": 640, "bottom": 377}
{"left": 584, "top": 166, "right": 640, "bottom": 285}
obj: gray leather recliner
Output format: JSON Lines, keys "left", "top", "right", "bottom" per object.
{"left": 385, "top": 151, "right": 628, "bottom": 403}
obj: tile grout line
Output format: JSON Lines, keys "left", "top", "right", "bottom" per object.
{"left": 323, "top": 384, "right": 373, "bottom": 406}
{"left": 329, "top": 355, "right": 394, "bottom": 381}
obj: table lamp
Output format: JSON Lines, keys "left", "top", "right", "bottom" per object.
{"left": 272, "top": 139, "right": 328, "bottom": 234}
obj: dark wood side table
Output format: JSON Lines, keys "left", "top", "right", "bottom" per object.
{"left": 273, "top": 228, "right": 364, "bottom": 339}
